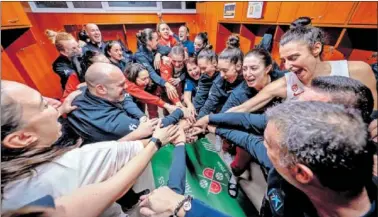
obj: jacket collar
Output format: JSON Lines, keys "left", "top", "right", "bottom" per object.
{"left": 138, "top": 45, "right": 155, "bottom": 57}
{"left": 83, "top": 87, "right": 117, "bottom": 107}
{"left": 58, "top": 54, "right": 71, "bottom": 63}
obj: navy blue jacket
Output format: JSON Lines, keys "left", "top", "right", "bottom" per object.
{"left": 82, "top": 40, "right": 133, "bottom": 56}
{"left": 210, "top": 112, "right": 272, "bottom": 172}
{"left": 134, "top": 45, "right": 171, "bottom": 87}
{"left": 216, "top": 127, "right": 272, "bottom": 173}
{"left": 197, "top": 75, "right": 244, "bottom": 119}
{"left": 82, "top": 41, "right": 107, "bottom": 54}
{"left": 68, "top": 87, "right": 183, "bottom": 143}
{"left": 110, "top": 59, "right": 128, "bottom": 73}
{"left": 209, "top": 112, "right": 267, "bottom": 135}
{"left": 192, "top": 72, "right": 220, "bottom": 114}
{"left": 182, "top": 40, "right": 195, "bottom": 57}
{"left": 83, "top": 40, "right": 133, "bottom": 66}
{"left": 222, "top": 69, "right": 286, "bottom": 112}
{"left": 255, "top": 33, "right": 273, "bottom": 53}
{"left": 52, "top": 55, "right": 76, "bottom": 89}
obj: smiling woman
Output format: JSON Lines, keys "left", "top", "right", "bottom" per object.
{"left": 228, "top": 25, "right": 378, "bottom": 113}
{"left": 124, "top": 63, "right": 179, "bottom": 115}
{"left": 0, "top": 80, "right": 170, "bottom": 216}
{"left": 157, "top": 22, "right": 177, "bottom": 48}
{"left": 105, "top": 40, "right": 127, "bottom": 72}
{"left": 1, "top": 80, "right": 79, "bottom": 197}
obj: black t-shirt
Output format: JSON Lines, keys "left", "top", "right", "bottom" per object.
{"left": 262, "top": 169, "right": 377, "bottom": 217}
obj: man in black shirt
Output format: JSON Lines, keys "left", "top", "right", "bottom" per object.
{"left": 51, "top": 32, "right": 82, "bottom": 89}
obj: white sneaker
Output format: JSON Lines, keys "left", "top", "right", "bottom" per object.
{"left": 223, "top": 152, "right": 234, "bottom": 165}
{"left": 215, "top": 135, "right": 222, "bottom": 152}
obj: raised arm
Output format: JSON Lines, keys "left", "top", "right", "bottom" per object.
{"left": 215, "top": 127, "right": 273, "bottom": 171}
{"left": 161, "top": 108, "right": 184, "bottom": 127}
{"left": 123, "top": 94, "right": 146, "bottom": 119}
{"left": 192, "top": 78, "right": 212, "bottom": 113}
{"left": 55, "top": 141, "right": 156, "bottom": 217}
{"left": 197, "top": 84, "right": 224, "bottom": 119}
{"left": 167, "top": 128, "right": 187, "bottom": 195}
{"left": 226, "top": 77, "right": 287, "bottom": 113}
{"left": 183, "top": 91, "right": 193, "bottom": 108}
{"left": 209, "top": 113, "right": 267, "bottom": 135}
{"left": 220, "top": 82, "right": 253, "bottom": 113}
{"left": 125, "top": 80, "right": 167, "bottom": 108}
{"left": 55, "top": 125, "right": 176, "bottom": 217}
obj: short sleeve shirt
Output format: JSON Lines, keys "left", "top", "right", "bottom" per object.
{"left": 2, "top": 140, "right": 144, "bottom": 217}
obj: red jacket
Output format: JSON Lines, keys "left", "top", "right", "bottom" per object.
{"left": 158, "top": 36, "right": 177, "bottom": 48}
{"left": 61, "top": 73, "right": 80, "bottom": 102}
{"left": 125, "top": 79, "right": 167, "bottom": 108}
{"left": 159, "top": 62, "right": 181, "bottom": 104}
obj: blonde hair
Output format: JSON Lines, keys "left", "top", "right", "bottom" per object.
{"left": 45, "top": 29, "right": 75, "bottom": 52}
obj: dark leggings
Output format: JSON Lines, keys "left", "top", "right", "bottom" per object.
{"left": 167, "top": 145, "right": 187, "bottom": 194}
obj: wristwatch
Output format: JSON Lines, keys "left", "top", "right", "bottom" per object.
{"left": 150, "top": 137, "right": 162, "bottom": 149}
{"left": 182, "top": 199, "right": 192, "bottom": 212}
{"left": 173, "top": 195, "right": 193, "bottom": 217}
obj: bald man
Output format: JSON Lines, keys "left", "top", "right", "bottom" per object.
{"left": 82, "top": 23, "right": 106, "bottom": 54}
{"left": 82, "top": 23, "right": 134, "bottom": 66}
{"left": 67, "top": 62, "right": 184, "bottom": 144}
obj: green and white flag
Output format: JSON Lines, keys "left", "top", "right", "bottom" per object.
{"left": 151, "top": 138, "right": 255, "bottom": 217}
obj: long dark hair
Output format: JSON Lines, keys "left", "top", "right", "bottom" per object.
{"left": 290, "top": 16, "right": 312, "bottom": 29}
{"left": 126, "top": 63, "right": 147, "bottom": 83}
{"left": 72, "top": 50, "right": 103, "bottom": 83}
{"left": 280, "top": 26, "right": 327, "bottom": 58}
{"left": 1, "top": 86, "right": 78, "bottom": 196}
{"left": 104, "top": 40, "right": 121, "bottom": 58}
{"left": 195, "top": 32, "right": 212, "bottom": 55}
{"left": 136, "top": 28, "right": 155, "bottom": 48}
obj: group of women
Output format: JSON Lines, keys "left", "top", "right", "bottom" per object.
{"left": 54, "top": 18, "right": 376, "bottom": 199}
{"left": 81, "top": 18, "right": 378, "bottom": 200}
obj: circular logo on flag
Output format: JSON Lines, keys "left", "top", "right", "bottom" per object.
{"left": 215, "top": 172, "right": 224, "bottom": 181}
{"left": 200, "top": 179, "right": 209, "bottom": 188}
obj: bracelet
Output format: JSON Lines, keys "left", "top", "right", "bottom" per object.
{"left": 173, "top": 195, "right": 192, "bottom": 217}
{"left": 149, "top": 137, "right": 162, "bottom": 149}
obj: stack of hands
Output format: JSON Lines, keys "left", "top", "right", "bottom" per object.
{"left": 139, "top": 186, "right": 186, "bottom": 217}
{"left": 177, "top": 114, "right": 216, "bottom": 144}
{"left": 134, "top": 109, "right": 216, "bottom": 146}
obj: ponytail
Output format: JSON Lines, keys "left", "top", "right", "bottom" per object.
{"left": 226, "top": 34, "right": 240, "bottom": 49}
{"left": 219, "top": 34, "right": 243, "bottom": 65}
{"left": 45, "top": 29, "right": 58, "bottom": 44}
{"left": 136, "top": 28, "right": 155, "bottom": 48}
{"left": 45, "top": 30, "right": 75, "bottom": 52}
